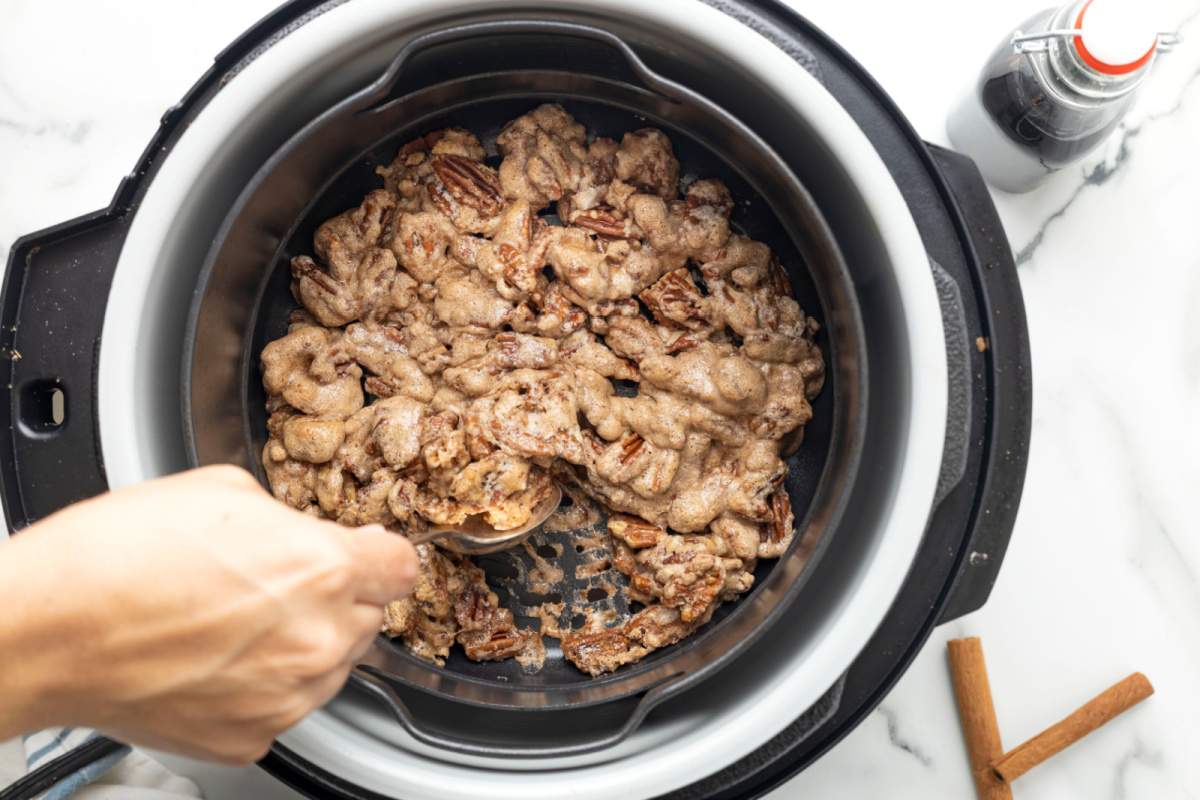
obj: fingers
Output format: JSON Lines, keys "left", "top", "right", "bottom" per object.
{"left": 337, "top": 525, "right": 419, "bottom": 606}
{"left": 348, "top": 606, "right": 383, "bottom": 660}
{"left": 104, "top": 725, "right": 274, "bottom": 767}
{"left": 302, "top": 662, "right": 356, "bottom": 714}
{"left": 271, "top": 625, "right": 374, "bottom": 735}
{"left": 190, "top": 464, "right": 261, "bottom": 490}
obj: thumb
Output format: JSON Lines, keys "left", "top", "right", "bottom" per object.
{"left": 337, "top": 525, "right": 419, "bottom": 605}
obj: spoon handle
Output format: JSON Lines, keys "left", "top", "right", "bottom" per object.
{"left": 405, "top": 529, "right": 448, "bottom": 547}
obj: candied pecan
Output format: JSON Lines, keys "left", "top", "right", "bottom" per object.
{"left": 450, "top": 564, "right": 540, "bottom": 661}
{"left": 290, "top": 256, "right": 357, "bottom": 327}
{"left": 458, "top": 369, "right": 580, "bottom": 462}
{"left": 685, "top": 179, "right": 734, "bottom": 216}
{"left": 665, "top": 332, "right": 702, "bottom": 353}
{"left": 399, "top": 137, "right": 428, "bottom": 156}
{"left": 587, "top": 141, "right": 617, "bottom": 186}
{"left": 282, "top": 417, "right": 345, "bottom": 464}
{"left": 365, "top": 375, "right": 401, "bottom": 398}
{"left": 626, "top": 534, "right": 726, "bottom": 622}
{"left": 496, "top": 104, "right": 587, "bottom": 207}
{"left": 769, "top": 257, "right": 792, "bottom": 296}
{"left": 619, "top": 432, "right": 645, "bottom": 464}
{"left": 336, "top": 469, "right": 396, "bottom": 527}
{"left": 458, "top": 628, "right": 528, "bottom": 661}
{"left": 608, "top": 514, "right": 666, "bottom": 549}
{"left": 431, "top": 154, "right": 503, "bottom": 215}
{"left": 584, "top": 429, "right": 608, "bottom": 455}
{"left": 287, "top": 308, "right": 316, "bottom": 328}
{"left": 562, "top": 604, "right": 703, "bottom": 676}
{"left": 625, "top": 604, "right": 706, "bottom": 649}
{"left": 510, "top": 283, "right": 587, "bottom": 339}
{"left": 610, "top": 539, "right": 640, "bottom": 579}
{"left": 454, "top": 582, "right": 493, "bottom": 630}
{"left": 628, "top": 572, "right": 657, "bottom": 600}
{"left": 768, "top": 488, "right": 793, "bottom": 543}
{"left": 615, "top": 129, "right": 679, "bottom": 198}
{"left": 290, "top": 258, "right": 332, "bottom": 292}
{"left": 400, "top": 130, "right": 446, "bottom": 156}
{"left": 261, "top": 326, "right": 363, "bottom": 419}
{"left": 560, "top": 627, "right": 647, "bottom": 677}
{"left": 574, "top": 207, "right": 629, "bottom": 239}
{"left": 639, "top": 268, "right": 707, "bottom": 330}
{"left": 497, "top": 243, "right": 525, "bottom": 288}
{"left": 262, "top": 439, "right": 318, "bottom": 511}
{"left": 387, "top": 477, "right": 419, "bottom": 524}
{"left": 489, "top": 331, "right": 558, "bottom": 369}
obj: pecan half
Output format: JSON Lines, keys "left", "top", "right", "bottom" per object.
{"left": 431, "top": 154, "right": 503, "bottom": 215}
{"left": 400, "top": 138, "right": 427, "bottom": 156}
{"left": 290, "top": 257, "right": 339, "bottom": 294}
{"left": 608, "top": 514, "right": 665, "bottom": 549}
{"left": 768, "top": 489, "right": 793, "bottom": 543}
{"left": 639, "top": 268, "right": 707, "bottom": 330}
{"left": 400, "top": 130, "right": 445, "bottom": 156}
{"left": 574, "top": 207, "right": 628, "bottom": 239}
{"left": 583, "top": 429, "right": 607, "bottom": 455}
{"left": 665, "top": 333, "right": 702, "bottom": 354}
{"left": 685, "top": 186, "right": 733, "bottom": 216}
{"left": 619, "top": 433, "right": 645, "bottom": 464}
{"left": 290, "top": 256, "right": 358, "bottom": 326}
{"left": 381, "top": 326, "right": 408, "bottom": 347}
{"left": 498, "top": 243, "right": 537, "bottom": 292}
{"left": 287, "top": 308, "right": 314, "bottom": 327}
{"left": 454, "top": 583, "right": 491, "bottom": 629}
{"left": 405, "top": 230, "right": 435, "bottom": 256}
{"left": 458, "top": 628, "right": 526, "bottom": 661}
{"left": 561, "top": 627, "right": 646, "bottom": 677}
{"left": 592, "top": 163, "right": 616, "bottom": 188}
{"left": 769, "top": 257, "right": 792, "bottom": 296}
{"left": 365, "top": 375, "right": 401, "bottom": 398}
{"left": 630, "top": 573, "right": 658, "bottom": 598}
{"left": 494, "top": 331, "right": 520, "bottom": 363}
{"left": 498, "top": 243, "right": 523, "bottom": 271}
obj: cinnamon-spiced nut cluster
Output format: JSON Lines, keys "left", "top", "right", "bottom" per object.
{"left": 260, "top": 105, "right": 824, "bottom": 675}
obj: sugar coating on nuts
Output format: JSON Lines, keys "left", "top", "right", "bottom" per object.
{"left": 259, "top": 105, "right": 825, "bottom": 675}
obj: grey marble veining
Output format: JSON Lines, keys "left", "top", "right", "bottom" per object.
{"left": 1016, "top": 57, "right": 1200, "bottom": 265}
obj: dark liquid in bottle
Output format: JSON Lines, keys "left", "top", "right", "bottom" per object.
{"left": 981, "top": 70, "right": 1119, "bottom": 169}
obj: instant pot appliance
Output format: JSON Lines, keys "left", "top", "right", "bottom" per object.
{"left": 0, "top": 1, "right": 1031, "bottom": 798}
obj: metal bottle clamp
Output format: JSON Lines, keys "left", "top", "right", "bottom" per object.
{"left": 1011, "top": 29, "right": 1180, "bottom": 54}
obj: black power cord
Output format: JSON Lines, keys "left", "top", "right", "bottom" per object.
{"left": 0, "top": 736, "right": 126, "bottom": 800}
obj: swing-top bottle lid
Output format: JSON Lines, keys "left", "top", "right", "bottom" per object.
{"left": 1072, "top": 0, "right": 1158, "bottom": 75}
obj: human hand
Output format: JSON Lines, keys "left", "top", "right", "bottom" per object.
{"left": 0, "top": 465, "right": 418, "bottom": 763}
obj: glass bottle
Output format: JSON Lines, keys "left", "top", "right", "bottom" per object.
{"left": 948, "top": 0, "right": 1177, "bottom": 193}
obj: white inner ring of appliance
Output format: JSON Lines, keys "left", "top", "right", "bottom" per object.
{"left": 98, "top": 0, "right": 949, "bottom": 796}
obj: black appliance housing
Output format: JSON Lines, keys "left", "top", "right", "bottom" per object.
{"left": 0, "top": 1, "right": 1030, "bottom": 797}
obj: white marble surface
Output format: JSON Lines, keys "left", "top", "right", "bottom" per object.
{"left": 2, "top": 0, "right": 1199, "bottom": 798}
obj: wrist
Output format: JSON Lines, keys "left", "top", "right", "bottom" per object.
{"left": 0, "top": 530, "right": 88, "bottom": 736}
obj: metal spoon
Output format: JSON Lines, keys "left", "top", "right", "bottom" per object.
{"left": 404, "top": 486, "right": 562, "bottom": 555}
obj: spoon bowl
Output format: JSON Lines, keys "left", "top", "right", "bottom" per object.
{"left": 405, "top": 486, "right": 563, "bottom": 555}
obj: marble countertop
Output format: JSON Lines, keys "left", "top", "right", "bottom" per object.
{"left": 1, "top": 0, "right": 1198, "bottom": 798}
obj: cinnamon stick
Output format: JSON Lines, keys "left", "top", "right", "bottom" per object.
{"left": 947, "top": 638, "right": 1012, "bottom": 800}
{"left": 990, "top": 672, "right": 1154, "bottom": 783}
